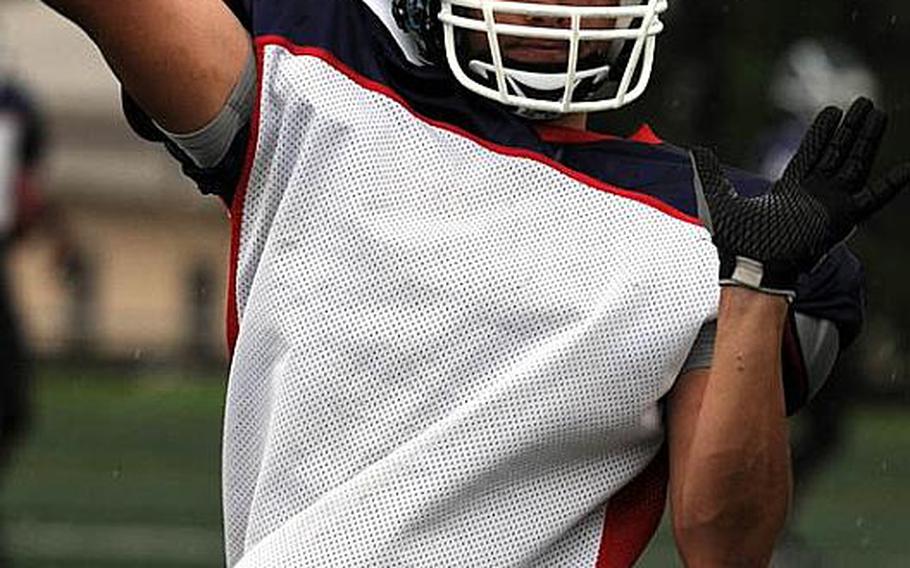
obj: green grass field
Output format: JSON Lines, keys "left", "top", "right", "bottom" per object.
{"left": 1, "top": 368, "right": 908, "bottom": 567}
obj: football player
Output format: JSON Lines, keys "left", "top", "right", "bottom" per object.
{"left": 37, "top": 0, "right": 908, "bottom": 566}
{"left": 0, "top": 53, "right": 45, "bottom": 472}
{"left": 0, "top": 40, "right": 47, "bottom": 565}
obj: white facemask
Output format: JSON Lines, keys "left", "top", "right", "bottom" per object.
{"left": 438, "top": 0, "right": 668, "bottom": 115}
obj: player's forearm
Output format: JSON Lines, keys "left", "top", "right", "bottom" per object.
{"left": 38, "top": 0, "right": 251, "bottom": 133}
{"left": 673, "top": 287, "right": 791, "bottom": 566}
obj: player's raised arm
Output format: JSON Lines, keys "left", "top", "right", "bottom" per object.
{"left": 39, "top": 0, "right": 251, "bottom": 134}
{"left": 668, "top": 97, "right": 908, "bottom": 564}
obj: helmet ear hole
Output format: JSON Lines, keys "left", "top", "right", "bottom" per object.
{"left": 393, "top": 0, "right": 446, "bottom": 63}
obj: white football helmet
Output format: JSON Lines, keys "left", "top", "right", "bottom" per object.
{"left": 771, "top": 39, "right": 880, "bottom": 123}
{"left": 394, "top": 0, "right": 668, "bottom": 116}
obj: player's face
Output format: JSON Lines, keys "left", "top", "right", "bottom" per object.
{"left": 460, "top": 0, "right": 622, "bottom": 68}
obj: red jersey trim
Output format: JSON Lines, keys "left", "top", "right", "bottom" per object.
{"left": 596, "top": 445, "right": 669, "bottom": 568}
{"left": 225, "top": 38, "right": 677, "bottom": 560}
{"left": 254, "top": 36, "right": 700, "bottom": 227}
{"left": 225, "top": 43, "right": 267, "bottom": 356}
{"left": 535, "top": 125, "right": 620, "bottom": 144}
{"left": 534, "top": 123, "right": 663, "bottom": 146}
{"left": 226, "top": 36, "right": 701, "bottom": 354}
{"left": 629, "top": 124, "right": 663, "bottom": 145}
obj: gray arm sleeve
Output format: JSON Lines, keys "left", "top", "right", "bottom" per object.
{"left": 795, "top": 313, "right": 840, "bottom": 400}
{"left": 159, "top": 51, "right": 257, "bottom": 169}
{"left": 678, "top": 314, "right": 841, "bottom": 398}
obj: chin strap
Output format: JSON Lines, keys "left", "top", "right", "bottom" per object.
{"left": 467, "top": 59, "right": 612, "bottom": 120}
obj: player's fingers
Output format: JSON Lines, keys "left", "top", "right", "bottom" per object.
{"left": 836, "top": 108, "right": 888, "bottom": 190}
{"left": 853, "top": 162, "right": 910, "bottom": 219}
{"left": 816, "top": 97, "right": 874, "bottom": 176}
{"left": 781, "top": 105, "right": 843, "bottom": 184}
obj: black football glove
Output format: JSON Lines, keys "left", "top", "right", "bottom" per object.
{"left": 691, "top": 97, "right": 910, "bottom": 299}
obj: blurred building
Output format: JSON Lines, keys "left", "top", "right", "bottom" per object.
{"left": 3, "top": 0, "right": 230, "bottom": 364}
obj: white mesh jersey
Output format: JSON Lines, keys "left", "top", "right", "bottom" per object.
{"left": 221, "top": 28, "right": 721, "bottom": 565}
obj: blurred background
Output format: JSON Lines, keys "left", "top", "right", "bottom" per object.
{"left": 0, "top": 0, "right": 907, "bottom": 566}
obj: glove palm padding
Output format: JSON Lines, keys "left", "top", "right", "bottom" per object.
{"left": 692, "top": 98, "right": 909, "bottom": 297}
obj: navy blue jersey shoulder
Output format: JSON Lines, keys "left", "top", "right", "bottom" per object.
{"left": 557, "top": 139, "right": 706, "bottom": 217}
{"left": 795, "top": 244, "right": 864, "bottom": 347}
{"left": 120, "top": 0, "right": 864, "bottom": 346}
{"left": 250, "top": 0, "right": 546, "bottom": 151}
{"left": 557, "top": 134, "right": 862, "bottom": 345}
{"left": 120, "top": 0, "right": 772, "bottom": 216}
{"left": 0, "top": 81, "right": 45, "bottom": 168}
{"left": 243, "top": 0, "right": 762, "bottom": 218}
{"left": 243, "top": 0, "right": 783, "bottom": 219}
